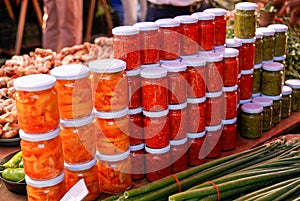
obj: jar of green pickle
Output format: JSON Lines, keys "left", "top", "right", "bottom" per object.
{"left": 257, "top": 27, "right": 275, "bottom": 62}
{"left": 262, "top": 94, "right": 282, "bottom": 124}
{"left": 255, "top": 31, "right": 263, "bottom": 65}
{"left": 281, "top": 85, "right": 292, "bottom": 118}
{"left": 268, "top": 24, "right": 288, "bottom": 57}
{"left": 252, "top": 97, "right": 273, "bottom": 131}
{"left": 240, "top": 103, "right": 263, "bottom": 139}
{"left": 285, "top": 79, "right": 300, "bottom": 112}
{"left": 273, "top": 56, "right": 286, "bottom": 83}
{"left": 253, "top": 64, "right": 262, "bottom": 94}
{"left": 261, "top": 62, "right": 283, "bottom": 96}
{"left": 234, "top": 2, "right": 258, "bottom": 39}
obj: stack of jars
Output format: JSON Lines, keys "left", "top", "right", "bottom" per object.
{"left": 14, "top": 74, "right": 66, "bottom": 201}
{"left": 50, "top": 64, "right": 99, "bottom": 201}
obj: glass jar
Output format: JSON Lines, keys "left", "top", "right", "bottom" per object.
{"left": 234, "top": 2, "right": 258, "bottom": 38}
{"left": 240, "top": 103, "right": 263, "bottom": 139}
{"left": 205, "top": 52, "right": 224, "bottom": 92}
{"left": 60, "top": 114, "right": 96, "bottom": 164}
{"left": 191, "top": 12, "right": 215, "bottom": 51}
{"left": 205, "top": 124, "right": 222, "bottom": 159}
{"left": 223, "top": 85, "right": 238, "bottom": 119}
{"left": 112, "top": 26, "right": 140, "bottom": 70}
{"left": 261, "top": 62, "right": 283, "bottom": 96}
{"left": 240, "top": 69, "right": 254, "bottom": 100}
{"left": 187, "top": 97, "right": 206, "bottom": 133}
{"left": 143, "top": 109, "right": 170, "bottom": 148}
{"left": 145, "top": 145, "right": 171, "bottom": 182}
{"left": 20, "top": 128, "right": 64, "bottom": 180}
{"left": 226, "top": 38, "right": 242, "bottom": 74}
{"left": 174, "top": 15, "right": 198, "bottom": 56}
{"left": 155, "top": 18, "right": 180, "bottom": 60}
{"left": 14, "top": 74, "right": 59, "bottom": 134}
{"left": 168, "top": 102, "right": 187, "bottom": 140}
{"left": 204, "top": 8, "right": 227, "bottom": 46}
{"left": 96, "top": 149, "right": 132, "bottom": 195}
{"left": 281, "top": 85, "right": 292, "bottom": 118}
{"left": 257, "top": 27, "right": 275, "bottom": 62}
{"left": 268, "top": 24, "right": 288, "bottom": 57}
{"left": 252, "top": 97, "right": 273, "bottom": 131}
{"left": 26, "top": 172, "right": 66, "bottom": 201}
{"left": 273, "top": 56, "right": 286, "bottom": 83}
{"left": 130, "top": 143, "right": 145, "bottom": 180}
{"left": 50, "top": 64, "right": 93, "bottom": 120}
{"left": 285, "top": 79, "right": 300, "bottom": 112}
{"left": 126, "top": 68, "right": 141, "bottom": 109}
{"left": 160, "top": 59, "right": 181, "bottom": 65}
{"left": 187, "top": 131, "right": 206, "bottom": 166}
{"left": 94, "top": 107, "right": 130, "bottom": 155}
{"left": 141, "top": 67, "right": 168, "bottom": 111}
{"left": 253, "top": 64, "right": 262, "bottom": 94}
{"left": 170, "top": 137, "right": 188, "bottom": 173}
{"left": 64, "top": 159, "right": 99, "bottom": 201}
{"left": 262, "top": 94, "right": 282, "bottom": 124}
{"left": 129, "top": 107, "right": 143, "bottom": 145}
{"left": 234, "top": 37, "right": 255, "bottom": 70}
{"left": 161, "top": 62, "right": 187, "bottom": 104}
{"left": 255, "top": 31, "right": 263, "bottom": 65}
{"left": 141, "top": 63, "right": 160, "bottom": 70}
{"left": 221, "top": 118, "right": 237, "bottom": 151}
{"left": 206, "top": 91, "right": 223, "bottom": 126}
{"left": 89, "top": 59, "right": 128, "bottom": 112}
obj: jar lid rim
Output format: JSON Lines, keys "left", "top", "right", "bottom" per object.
{"left": 145, "top": 145, "right": 170, "bottom": 154}
{"left": 14, "top": 74, "right": 56, "bottom": 91}
{"left": 241, "top": 103, "right": 263, "bottom": 113}
{"left": 60, "top": 114, "right": 95, "bottom": 127}
{"left": 25, "top": 172, "right": 65, "bottom": 188}
{"left": 170, "top": 137, "right": 188, "bottom": 145}
{"left": 203, "top": 8, "right": 227, "bottom": 16}
{"left": 64, "top": 159, "right": 97, "bottom": 171}
{"left": 252, "top": 97, "right": 273, "bottom": 107}
{"left": 94, "top": 107, "right": 128, "bottom": 119}
{"left": 112, "top": 25, "right": 139, "bottom": 35}
{"left": 89, "top": 59, "right": 126, "bottom": 73}
{"left": 20, "top": 127, "right": 60, "bottom": 141}
{"left": 140, "top": 67, "right": 167, "bottom": 78}
{"left": 174, "top": 15, "right": 198, "bottom": 23}
{"left": 50, "top": 64, "right": 90, "bottom": 80}
{"left": 187, "top": 131, "right": 206, "bottom": 138}
{"left": 155, "top": 18, "right": 180, "bottom": 27}
{"left": 96, "top": 149, "right": 130, "bottom": 161}
{"left": 143, "top": 109, "right": 169, "bottom": 117}
{"left": 169, "top": 102, "right": 187, "bottom": 110}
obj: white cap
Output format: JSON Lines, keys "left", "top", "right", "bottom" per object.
{"left": 96, "top": 149, "right": 130, "bottom": 162}
{"left": 19, "top": 127, "right": 60, "bottom": 142}
{"left": 241, "top": 69, "right": 254, "bottom": 75}
{"left": 174, "top": 15, "right": 197, "bottom": 24}
{"left": 130, "top": 143, "right": 145, "bottom": 151}
{"left": 143, "top": 109, "right": 169, "bottom": 118}
{"left": 60, "top": 114, "right": 95, "bottom": 127}
{"left": 89, "top": 59, "right": 126, "bottom": 73}
{"left": 268, "top": 24, "right": 288, "bottom": 32}
{"left": 145, "top": 145, "right": 170, "bottom": 154}
{"left": 226, "top": 39, "right": 242, "bottom": 48}
{"left": 14, "top": 74, "right": 56, "bottom": 91}
{"left": 169, "top": 102, "right": 187, "bottom": 110}
{"left": 170, "top": 137, "right": 188, "bottom": 146}
{"left": 187, "top": 131, "right": 206, "bottom": 138}
{"left": 273, "top": 56, "right": 286, "bottom": 61}
{"left": 262, "top": 62, "right": 283, "bottom": 71}
{"left": 285, "top": 79, "right": 300, "bottom": 89}
{"left": 252, "top": 97, "right": 273, "bottom": 107}
{"left": 191, "top": 12, "right": 215, "bottom": 20}
{"left": 206, "top": 91, "right": 223, "bottom": 98}
{"left": 216, "top": 48, "right": 239, "bottom": 58}
{"left": 205, "top": 52, "right": 223, "bottom": 62}
{"left": 94, "top": 107, "right": 128, "bottom": 119}
{"left": 241, "top": 103, "right": 263, "bottom": 113}
{"left": 187, "top": 96, "right": 206, "bottom": 104}
{"left": 240, "top": 98, "right": 251, "bottom": 105}
{"left": 255, "top": 31, "right": 263, "bottom": 39}
{"left": 126, "top": 68, "right": 141, "bottom": 77}
{"left": 256, "top": 27, "right": 275, "bottom": 36}
{"left": 214, "top": 45, "right": 225, "bottom": 50}
{"left": 133, "top": 22, "right": 159, "bottom": 31}
{"left": 112, "top": 26, "right": 139, "bottom": 35}
{"left": 128, "top": 107, "right": 143, "bottom": 115}
{"left": 206, "top": 124, "right": 222, "bottom": 132}
{"left": 282, "top": 85, "right": 292, "bottom": 95}
{"left": 181, "top": 57, "right": 206, "bottom": 67}
{"left": 235, "top": 37, "right": 256, "bottom": 43}
{"left": 161, "top": 62, "right": 187, "bottom": 72}
{"left": 50, "top": 64, "right": 90, "bottom": 80}
{"left": 235, "top": 2, "right": 258, "bottom": 10}
{"left": 261, "top": 94, "right": 282, "bottom": 101}
{"left": 254, "top": 64, "right": 262, "bottom": 69}
{"left": 160, "top": 59, "right": 181, "bottom": 65}
{"left": 203, "top": 8, "right": 227, "bottom": 16}
{"left": 25, "top": 172, "right": 65, "bottom": 188}
{"left": 155, "top": 18, "right": 180, "bottom": 27}
{"left": 141, "top": 63, "right": 160, "bottom": 69}
{"left": 222, "top": 117, "right": 237, "bottom": 125}
{"left": 140, "top": 67, "right": 167, "bottom": 78}
{"left": 223, "top": 85, "right": 238, "bottom": 92}
{"left": 180, "top": 54, "right": 199, "bottom": 60}
{"left": 64, "top": 158, "right": 97, "bottom": 171}
{"left": 252, "top": 92, "right": 261, "bottom": 98}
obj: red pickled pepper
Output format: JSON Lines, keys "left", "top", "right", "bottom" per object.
{"left": 170, "top": 138, "right": 188, "bottom": 173}
{"left": 226, "top": 38, "right": 242, "bottom": 74}
{"left": 221, "top": 118, "right": 237, "bottom": 151}
{"left": 235, "top": 38, "right": 255, "bottom": 70}
{"left": 129, "top": 107, "right": 144, "bottom": 145}
{"left": 205, "top": 91, "right": 223, "bottom": 126}
{"left": 205, "top": 124, "right": 222, "bottom": 159}
{"left": 187, "top": 131, "right": 206, "bottom": 166}
{"left": 203, "top": 53, "right": 223, "bottom": 92}
{"left": 223, "top": 85, "right": 238, "bottom": 119}
{"left": 187, "top": 97, "right": 206, "bottom": 133}
{"left": 126, "top": 68, "right": 142, "bottom": 109}
{"left": 168, "top": 103, "right": 187, "bottom": 140}
{"left": 130, "top": 143, "right": 145, "bottom": 180}
{"left": 239, "top": 69, "right": 254, "bottom": 100}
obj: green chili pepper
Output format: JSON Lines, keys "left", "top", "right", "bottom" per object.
{"left": 18, "top": 159, "right": 24, "bottom": 168}
{"left": 1, "top": 168, "right": 25, "bottom": 182}
{"left": 0, "top": 151, "right": 22, "bottom": 170}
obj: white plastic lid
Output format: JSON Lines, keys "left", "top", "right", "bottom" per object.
{"left": 133, "top": 22, "right": 159, "bottom": 31}
{"left": 160, "top": 59, "right": 181, "bottom": 65}
{"left": 206, "top": 124, "right": 222, "bottom": 132}
{"left": 140, "top": 67, "right": 167, "bottom": 78}
{"left": 174, "top": 15, "right": 197, "bottom": 24}
{"left": 145, "top": 145, "right": 170, "bottom": 154}
{"left": 206, "top": 91, "right": 223, "bottom": 98}
{"left": 203, "top": 8, "right": 227, "bottom": 16}
{"left": 235, "top": 2, "right": 258, "bottom": 10}
{"left": 25, "top": 172, "right": 65, "bottom": 188}
{"left": 191, "top": 12, "right": 215, "bottom": 20}
{"left": 14, "top": 74, "right": 56, "bottom": 91}
{"left": 238, "top": 73, "right": 241, "bottom": 79}
{"left": 198, "top": 50, "right": 215, "bottom": 56}
{"left": 252, "top": 97, "right": 273, "bottom": 107}
{"left": 222, "top": 117, "right": 237, "bottom": 125}
{"left": 262, "top": 94, "right": 282, "bottom": 101}
{"left": 60, "top": 114, "right": 95, "bottom": 127}
{"left": 19, "top": 127, "right": 60, "bottom": 141}
{"left": 285, "top": 79, "right": 300, "bottom": 89}
{"left": 130, "top": 143, "right": 145, "bottom": 151}
{"left": 182, "top": 57, "right": 206, "bottom": 67}
{"left": 214, "top": 45, "right": 225, "bottom": 50}
{"left": 129, "top": 107, "right": 143, "bottom": 115}
{"left": 235, "top": 37, "right": 256, "bottom": 43}
{"left": 141, "top": 63, "right": 160, "bottom": 69}
{"left": 112, "top": 26, "right": 139, "bottom": 35}
{"left": 282, "top": 85, "right": 292, "bottom": 95}
{"left": 268, "top": 24, "right": 288, "bottom": 32}
{"left": 273, "top": 56, "right": 286, "bottom": 61}
{"left": 64, "top": 158, "right": 97, "bottom": 171}
{"left": 255, "top": 31, "right": 263, "bottom": 39}
{"left": 169, "top": 102, "right": 187, "bottom": 110}
{"left": 187, "top": 96, "right": 206, "bottom": 104}
{"left": 181, "top": 54, "right": 199, "bottom": 60}
{"left": 50, "top": 64, "right": 90, "bottom": 80}
{"left": 225, "top": 39, "right": 242, "bottom": 48}
{"left": 187, "top": 131, "right": 206, "bottom": 138}
{"left": 257, "top": 27, "right": 275, "bottom": 36}
{"left": 254, "top": 64, "right": 262, "bottom": 69}
{"left": 205, "top": 52, "right": 223, "bottom": 62}
{"left": 96, "top": 149, "right": 130, "bottom": 162}
{"left": 94, "top": 107, "right": 128, "bottom": 119}
{"left": 262, "top": 62, "right": 283, "bottom": 71}
{"left": 143, "top": 109, "right": 169, "bottom": 118}
{"left": 216, "top": 48, "right": 239, "bottom": 58}
{"left": 170, "top": 137, "right": 188, "bottom": 146}
{"left": 89, "top": 59, "right": 126, "bottom": 73}
{"left": 240, "top": 98, "right": 251, "bottom": 104}
{"left": 223, "top": 85, "right": 238, "bottom": 92}
{"left": 241, "top": 69, "right": 254, "bottom": 75}
{"left": 241, "top": 103, "right": 263, "bottom": 113}
{"left": 252, "top": 92, "right": 261, "bottom": 98}
{"left": 155, "top": 18, "right": 180, "bottom": 27}
{"left": 161, "top": 62, "right": 187, "bottom": 72}
{"left": 126, "top": 68, "right": 141, "bottom": 77}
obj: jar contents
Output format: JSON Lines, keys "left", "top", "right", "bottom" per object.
{"left": 187, "top": 97, "right": 206, "bottom": 133}
{"left": 252, "top": 64, "right": 262, "bottom": 94}
{"left": 205, "top": 124, "right": 222, "bottom": 159}
{"left": 129, "top": 107, "right": 143, "bottom": 145}
{"left": 130, "top": 143, "right": 145, "bottom": 180}
{"left": 187, "top": 131, "right": 206, "bottom": 166}
{"left": 225, "top": 39, "right": 242, "bottom": 74}
{"left": 223, "top": 85, "right": 238, "bottom": 119}
{"left": 205, "top": 52, "right": 223, "bottom": 92}
{"left": 262, "top": 94, "right": 282, "bottom": 124}
{"left": 126, "top": 68, "right": 141, "bottom": 109}
{"left": 239, "top": 69, "right": 254, "bottom": 100}
{"left": 285, "top": 79, "right": 300, "bottom": 112}
{"left": 252, "top": 97, "right": 273, "bottom": 131}
{"left": 206, "top": 91, "right": 223, "bottom": 126}
{"left": 240, "top": 103, "right": 263, "bottom": 139}
{"left": 221, "top": 118, "right": 237, "bottom": 151}
{"left": 170, "top": 138, "right": 188, "bottom": 173}
{"left": 257, "top": 27, "right": 275, "bottom": 61}
{"left": 235, "top": 37, "right": 255, "bottom": 70}
{"left": 261, "top": 62, "right": 283, "bottom": 96}
{"left": 268, "top": 24, "right": 288, "bottom": 57}
{"left": 168, "top": 103, "right": 187, "bottom": 140}
{"left": 255, "top": 32, "right": 263, "bottom": 65}
{"left": 281, "top": 85, "right": 292, "bottom": 118}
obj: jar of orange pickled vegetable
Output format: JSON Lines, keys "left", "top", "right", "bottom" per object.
{"left": 130, "top": 143, "right": 145, "bottom": 180}
{"left": 50, "top": 64, "right": 93, "bottom": 120}
{"left": 89, "top": 59, "right": 128, "bottom": 112}
{"left": 14, "top": 74, "right": 59, "bottom": 134}
{"left": 94, "top": 107, "right": 130, "bottom": 155}
{"left": 96, "top": 149, "right": 132, "bottom": 194}
{"left": 60, "top": 114, "right": 95, "bottom": 164}
{"left": 64, "top": 159, "right": 99, "bottom": 201}
{"left": 168, "top": 102, "right": 187, "bottom": 140}
{"left": 25, "top": 172, "right": 66, "bottom": 201}
{"left": 20, "top": 127, "right": 64, "bottom": 180}
{"left": 126, "top": 68, "right": 141, "bottom": 109}
{"left": 129, "top": 107, "right": 143, "bottom": 145}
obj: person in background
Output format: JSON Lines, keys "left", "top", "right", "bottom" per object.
{"left": 278, "top": 0, "right": 300, "bottom": 25}
{"left": 42, "top": 0, "right": 83, "bottom": 52}
{"left": 120, "top": 0, "right": 147, "bottom": 25}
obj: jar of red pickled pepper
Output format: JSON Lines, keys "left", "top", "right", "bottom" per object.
{"left": 205, "top": 52, "right": 224, "bottom": 92}
{"left": 187, "top": 96, "right": 206, "bottom": 133}
{"left": 133, "top": 22, "right": 160, "bottom": 65}
{"left": 14, "top": 74, "right": 59, "bottom": 134}
{"left": 94, "top": 107, "right": 130, "bottom": 155}
{"left": 112, "top": 26, "right": 140, "bottom": 70}
{"left": 182, "top": 56, "right": 206, "bottom": 98}
{"left": 221, "top": 118, "right": 237, "bottom": 151}
{"left": 234, "top": 37, "right": 255, "bottom": 70}
{"left": 205, "top": 124, "right": 222, "bottom": 159}
{"left": 128, "top": 107, "right": 143, "bottom": 145}
{"left": 126, "top": 68, "right": 142, "bottom": 109}
{"left": 226, "top": 38, "right": 242, "bottom": 74}
{"left": 174, "top": 15, "right": 198, "bottom": 56}
{"left": 145, "top": 145, "right": 171, "bottom": 182}
{"left": 155, "top": 18, "right": 180, "bottom": 60}
{"left": 60, "top": 114, "right": 96, "bottom": 164}
{"left": 223, "top": 85, "right": 238, "bottom": 119}
{"left": 130, "top": 143, "right": 145, "bottom": 180}
{"left": 206, "top": 91, "right": 223, "bottom": 126}
{"left": 141, "top": 63, "right": 160, "bottom": 70}
{"left": 25, "top": 172, "right": 66, "bottom": 201}
{"left": 89, "top": 59, "right": 128, "bottom": 112}
{"left": 141, "top": 67, "right": 168, "bottom": 111}
{"left": 187, "top": 131, "right": 206, "bottom": 166}
{"left": 20, "top": 127, "right": 64, "bottom": 180}
{"left": 64, "top": 159, "right": 99, "bottom": 201}
{"left": 170, "top": 137, "right": 188, "bottom": 173}
{"left": 143, "top": 109, "right": 170, "bottom": 149}
{"left": 161, "top": 61, "right": 187, "bottom": 104}
{"left": 191, "top": 12, "right": 215, "bottom": 51}
{"left": 203, "top": 8, "right": 227, "bottom": 46}
{"left": 96, "top": 149, "right": 132, "bottom": 194}
{"left": 239, "top": 69, "right": 254, "bottom": 100}
{"left": 168, "top": 102, "right": 187, "bottom": 140}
